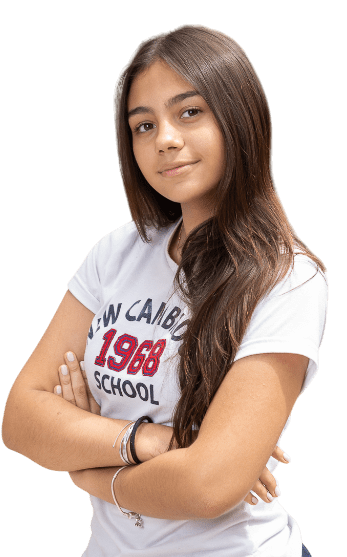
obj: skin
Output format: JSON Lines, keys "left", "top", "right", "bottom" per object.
{"left": 127, "top": 59, "right": 226, "bottom": 260}
{"left": 2, "top": 290, "right": 179, "bottom": 472}
{"left": 3, "top": 58, "right": 304, "bottom": 522}
{"left": 54, "top": 352, "right": 288, "bottom": 506}
{"left": 61, "top": 61, "right": 300, "bottom": 508}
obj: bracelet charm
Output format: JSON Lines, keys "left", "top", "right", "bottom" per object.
{"left": 111, "top": 466, "right": 144, "bottom": 527}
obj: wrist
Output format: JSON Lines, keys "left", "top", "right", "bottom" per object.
{"left": 135, "top": 423, "right": 176, "bottom": 462}
{"left": 130, "top": 422, "right": 153, "bottom": 462}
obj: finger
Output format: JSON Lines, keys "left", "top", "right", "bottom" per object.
{"left": 243, "top": 492, "right": 259, "bottom": 506}
{"left": 249, "top": 479, "right": 277, "bottom": 503}
{"left": 257, "top": 468, "right": 281, "bottom": 501}
{"left": 64, "top": 351, "right": 90, "bottom": 412}
{"left": 59, "top": 364, "right": 76, "bottom": 405}
{"left": 80, "top": 361, "right": 100, "bottom": 415}
{"left": 271, "top": 445, "right": 291, "bottom": 463}
{"left": 54, "top": 385, "right": 62, "bottom": 397}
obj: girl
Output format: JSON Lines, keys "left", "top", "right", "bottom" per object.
{"left": 2, "top": 25, "right": 326, "bottom": 557}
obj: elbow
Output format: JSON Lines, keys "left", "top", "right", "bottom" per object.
{"left": 2, "top": 392, "right": 60, "bottom": 472}
{"left": 191, "top": 486, "right": 239, "bottom": 519}
{"left": 187, "top": 471, "right": 238, "bottom": 520}
{"left": 186, "top": 460, "right": 241, "bottom": 519}
{"left": 2, "top": 389, "right": 27, "bottom": 454}
{"left": 185, "top": 446, "right": 250, "bottom": 519}
{"left": 2, "top": 406, "right": 24, "bottom": 456}
{"left": 2, "top": 430, "right": 16, "bottom": 453}
{"left": 191, "top": 492, "right": 227, "bottom": 520}
{"left": 2, "top": 426, "right": 61, "bottom": 472}
{"left": 2, "top": 400, "right": 16, "bottom": 451}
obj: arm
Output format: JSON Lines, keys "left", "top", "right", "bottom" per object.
{"left": 1, "top": 291, "right": 170, "bottom": 471}
{"left": 67, "top": 352, "right": 304, "bottom": 520}
{"left": 56, "top": 351, "right": 288, "bottom": 514}
{"left": 117, "top": 353, "right": 307, "bottom": 519}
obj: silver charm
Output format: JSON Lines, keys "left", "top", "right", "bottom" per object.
{"left": 111, "top": 467, "right": 144, "bottom": 527}
{"left": 127, "top": 511, "right": 143, "bottom": 527}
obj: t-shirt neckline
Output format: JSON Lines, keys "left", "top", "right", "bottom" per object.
{"left": 165, "top": 217, "right": 183, "bottom": 273}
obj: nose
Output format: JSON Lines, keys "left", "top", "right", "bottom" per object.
{"left": 155, "top": 120, "right": 184, "bottom": 153}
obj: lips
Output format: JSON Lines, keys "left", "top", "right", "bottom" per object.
{"left": 159, "top": 161, "right": 199, "bottom": 173}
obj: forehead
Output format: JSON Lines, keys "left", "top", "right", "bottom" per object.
{"left": 127, "top": 60, "right": 194, "bottom": 109}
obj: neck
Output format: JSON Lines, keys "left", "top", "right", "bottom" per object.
{"left": 180, "top": 201, "right": 215, "bottom": 238}
{"left": 170, "top": 203, "right": 215, "bottom": 266}
{"left": 177, "top": 220, "right": 186, "bottom": 247}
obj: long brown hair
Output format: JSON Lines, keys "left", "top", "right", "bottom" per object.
{"left": 114, "top": 25, "right": 326, "bottom": 449}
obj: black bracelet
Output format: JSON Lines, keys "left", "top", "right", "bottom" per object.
{"left": 129, "top": 416, "right": 153, "bottom": 465}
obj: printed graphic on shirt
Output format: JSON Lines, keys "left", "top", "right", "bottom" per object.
{"left": 87, "top": 296, "right": 189, "bottom": 407}
{"left": 88, "top": 297, "right": 189, "bottom": 343}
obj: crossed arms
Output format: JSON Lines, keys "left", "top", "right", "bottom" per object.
{"left": 2, "top": 290, "right": 307, "bottom": 519}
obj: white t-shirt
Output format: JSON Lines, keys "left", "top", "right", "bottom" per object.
{"left": 68, "top": 217, "right": 328, "bottom": 557}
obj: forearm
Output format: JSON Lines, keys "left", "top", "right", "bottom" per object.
{"left": 3, "top": 388, "right": 152, "bottom": 471}
{"left": 73, "top": 448, "right": 207, "bottom": 520}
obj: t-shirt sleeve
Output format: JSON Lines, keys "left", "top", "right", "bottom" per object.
{"left": 67, "top": 222, "right": 137, "bottom": 315}
{"left": 67, "top": 241, "right": 102, "bottom": 315}
{"left": 233, "top": 256, "right": 328, "bottom": 394}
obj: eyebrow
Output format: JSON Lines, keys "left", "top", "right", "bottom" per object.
{"left": 128, "top": 90, "right": 201, "bottom": 119}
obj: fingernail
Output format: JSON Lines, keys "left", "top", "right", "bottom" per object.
{"left": 66, "top": 352, "right": 75, "bottom": 362}
{"left": 80, "top": 361, "right": 85, "bottom": 370}
{"left": 283, "top": 452, "right": 291, "bottom": 463}
{"left": 251, "top": 496, "right": 258, "bottom": 505}
{"left": 275, "top": 486, "right": 281, "bottom": 497}
{"left": 61, "top": 365, "right": 68, "bottom": 375}
{"left": 267, "top": 492, "right": 273, "bottom": 502}
{"left": 56, "top": 385, "right": 62, "bottom": 394}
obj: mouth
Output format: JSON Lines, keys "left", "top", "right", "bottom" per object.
{"left": 160, "top": 161, "right": 199, "bottom": 177}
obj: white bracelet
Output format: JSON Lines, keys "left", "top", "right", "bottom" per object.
{"left": 113, "top": 421, "right": 134, "bottom": 449}
{"left": 120, "top": 423, "right": 135, "bottom": 465}
{"left": 113, "top": 422, "right": 135, "bottom": 464}
{"left": 111, "top": 466, "right": 143, "bottom": 527}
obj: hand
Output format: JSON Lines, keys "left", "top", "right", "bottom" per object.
{"left": 54, "top": 351, "right": 288, "bottom": 506}
{"left": 54, "top": 351, "right": 100, "bottom": 415}
{"left": 53, "top": 353, "right": 176, "bottom": 463}
{"left": 242, "top": 444, "right": 288, "bottom": 506}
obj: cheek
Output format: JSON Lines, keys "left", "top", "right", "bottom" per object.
{"left": 199, "top": 129, "right": 226, "bottom": 176}
{"left": 133, "top": 144, "right": 151, "bottom": 177}
{"left": 194, "top": 124, "right": 224, "bottom": 156}
{"left": 132, "top": 143, "right": 143, "bottom": 168}
{"left": 212, "top": 128, "right": 226, "bottom": 173}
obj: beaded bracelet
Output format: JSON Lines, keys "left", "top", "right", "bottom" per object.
{"left": 111, "top": 467, "right": 143, "bottom": 527}
{"left": 129, "top": 415, "right": 154, "bottom": 465}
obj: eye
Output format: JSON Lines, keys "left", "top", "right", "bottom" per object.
{"left": 134, "top": 122, "right": 155, "bottom": 134}
{"left": 181, "top": 107, "right": 202, "bottom": 119}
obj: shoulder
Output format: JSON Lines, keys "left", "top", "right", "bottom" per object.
{"left": 234, "top": 250, "right": 328, "bottom": 372}
{"left": 266, "top": 250, "right": 328, "bottom": 302}
{"left": 85, "top": 220, "right": 178, "bottom": 285}
{"left": 93, "top": 220, "right": 176, "bottom": 259}
{"left": 93, "top": 220, "right": 139, "bottom": 257}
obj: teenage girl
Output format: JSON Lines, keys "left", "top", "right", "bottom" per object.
{"left": 3, "top": 25, "right": 326, "bottom": 557}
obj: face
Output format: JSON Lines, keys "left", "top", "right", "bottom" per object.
{"left": 127, "top": 60, "right": 226, "bottom": 216}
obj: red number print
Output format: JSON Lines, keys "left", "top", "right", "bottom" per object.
{"left": 108, "top": 334, "right": 138, "bottom": 372}
{"left": 142, "top": 339, "right": 166, "bottom": 377}
{"left": 95, "top": 329, "right": 117, "bottom": 367}
{"left": 127, "top": 340, "right": 153, "bottom": 375}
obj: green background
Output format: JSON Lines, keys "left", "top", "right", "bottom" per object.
{"left": 0, "top": 0, "right": 346, "bottom": 557}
